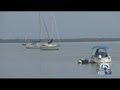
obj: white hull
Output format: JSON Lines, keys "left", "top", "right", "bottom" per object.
{"left": 40, "top": 43, "right": 59, "bottom": 50}
{"left": 22, "top": 43, "right": 26, "bottom": 46}
{"left": 25, "top": 43, "right": 41, "bottom": 49}
{"left": 91, "top": 57, "right": 111, "bottom": 63}
{"left": 40, "top": 47, "right": 59, "bottom": 50}
{"left": 25, "top": 42, "right": 59, "bottom": 50}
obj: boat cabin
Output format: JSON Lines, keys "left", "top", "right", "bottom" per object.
{"left": 92, "top": 46, "right": 109, "bottom": 58}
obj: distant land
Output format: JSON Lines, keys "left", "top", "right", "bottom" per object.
{"left": 1, "top": 38, "right": 120, "bottom": 43}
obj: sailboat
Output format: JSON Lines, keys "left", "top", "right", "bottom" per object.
{"left": 40, "top": 13, "right": 60, "bottom": 50}
{"left": 22, "top": 41, "right": 26, "bottom": 46}
{"left": 22, "top": 36, "right": 27, "bottom": 46}
{"left": 25, "top": 12, "right": 42, "bottom": 49}
{"left": 22, "top": 36, "right": 31, "bottom": 46}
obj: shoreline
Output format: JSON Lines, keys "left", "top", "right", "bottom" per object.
{"left": 1, "top": 38, "right": 120, "bottom": 43}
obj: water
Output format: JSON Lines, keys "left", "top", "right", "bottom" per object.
{"left": 0, "top": 42, "right": 120, "bottom": 78}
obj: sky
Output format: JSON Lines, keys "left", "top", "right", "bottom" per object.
{"left": 0, "top": 11, "right": 120, "bottom": 39}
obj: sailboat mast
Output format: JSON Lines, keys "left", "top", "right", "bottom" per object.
{"left": 38, "top": 12, "right": 42, "bottom": 42}
{"left": 52, "top": 13, "right": 60, "bottom": 44}
{"left": 41, "top": 15, "right": 51, "bottom": 42}
{"left": 51, "top": 12, "right": 53, "bottom": 41}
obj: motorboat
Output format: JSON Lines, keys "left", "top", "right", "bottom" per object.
{"left": 91, "top": 46, "right": 111, "bottom": 63}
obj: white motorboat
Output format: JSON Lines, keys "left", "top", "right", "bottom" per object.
{"left": 91, "top": 46, "right": 111, "bottom": 63}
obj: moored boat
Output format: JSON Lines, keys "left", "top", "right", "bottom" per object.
{"left": 91, "top": 46, "right": 111, "bottom": 63}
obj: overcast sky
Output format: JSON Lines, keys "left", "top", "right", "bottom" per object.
{"left": 0, "top": 11, "right": 120, "bottom": 39}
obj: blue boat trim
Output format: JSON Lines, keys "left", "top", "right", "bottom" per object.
{"left": 92, "top": 46, "right": 109, "bottom": 50}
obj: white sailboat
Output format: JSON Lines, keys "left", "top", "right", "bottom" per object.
{"left": 22, "top": 36, "right": 28, "bottom": 46}
{"left": 25, "top": 42, "right": 41, "bottom": 49}
{"left": 40, "top": 13, "right": 60, "bottom": 50}
{"left": 25, "top": 12, "right": 42, "bottom": 49}
{"left": 22, "top": 39, "right": 26, "bottom": 46}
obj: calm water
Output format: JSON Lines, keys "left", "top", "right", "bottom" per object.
{"left": 0, "top": 42, "right": 120, "bottom": 78}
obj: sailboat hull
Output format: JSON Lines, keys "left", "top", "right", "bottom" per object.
{"left": 40, "top": 43, "right": 59, "bottom": 50}
{"left": 25, "top": 43, "right": 41, "bottom": 49}
{"left": 22, "top": 43, "right": 26, "bottom": 46}
{"left": 40, "top": 47, "right": 59, "bottom": 50}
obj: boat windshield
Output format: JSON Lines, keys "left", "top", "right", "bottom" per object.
{"left": 94, "top": 49, "right": 108, "bottom": 58}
